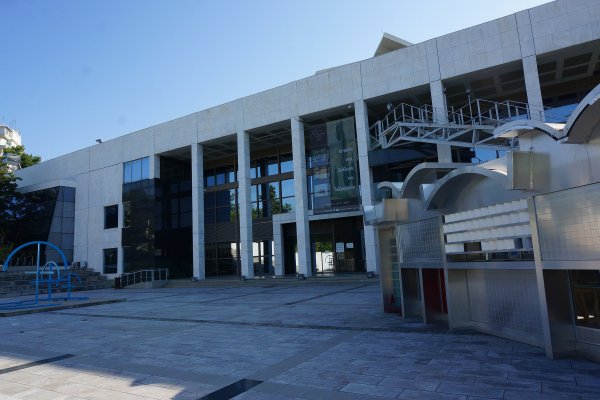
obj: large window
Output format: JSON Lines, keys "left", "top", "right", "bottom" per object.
{"left": 104, "top": 204, "right": 118, "bottom": 229}
{"left": 204, "top": 189, "right": 237, "bottom": 224}
{"left": 205, "top": 242, "right": 239, "bottom": 276}
{"left": 123, "top": 157, "right": 150, "bottom": 184}
{"left": 205, "top": 165, "right": 236, "bottom": 187}
{"left": 250, "top": 179, "right": 295, "bottom": 219}
{"left": 103, "top": 248, "right": 118, "bottom": 274}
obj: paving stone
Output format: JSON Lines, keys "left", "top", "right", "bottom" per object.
{"left": 340, "top": 382, "right": 402, "bottom": 398}
{"left": 508, "top": 371, "right": 577, "bottom": 384}
{"left": 436, "top": 383, "right": 504, "bottom": 399}
{"left": 0, "top": 286, "right": 596, "bottom": 400}
{"left": 543, "top": 382, "right": 600, "bottom": 397}
{"left": 503, "top": 389, "right": 580, "bottom": 400}
{"left": 398, "top": 389, "right": 467, "bottom": 399}
{"left": 474, "top": 377, "right": 541, "bottom": 391}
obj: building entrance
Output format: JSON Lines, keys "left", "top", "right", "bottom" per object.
{"left": 312, "top": 234, "right": 334, "bottom": 275}
{"left": 310, "top": 217, "right": 365, "bottom": 276}
{"left": 283, "top": 223, "right": 298, "bottom": 275}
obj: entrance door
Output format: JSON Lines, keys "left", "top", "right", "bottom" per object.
{"left": 283, "top": 223, "right": 298, "bottom": 275}
{"left": 312, "top": 233, "right": 334, "bottom": 276}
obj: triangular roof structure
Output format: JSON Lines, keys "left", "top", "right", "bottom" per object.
{"left": 374, "top": 33, "right": 412, "bottom": 56}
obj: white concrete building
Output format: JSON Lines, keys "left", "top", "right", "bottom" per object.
{"left": 0, "top": 125, "right": 22, "bottom": 171}
{"left": 9, "top": 0, "right": 600, "bottom": 359}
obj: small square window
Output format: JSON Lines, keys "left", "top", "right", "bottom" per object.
{"left": 104, "top": 205, "right": 118, "bottom": 229}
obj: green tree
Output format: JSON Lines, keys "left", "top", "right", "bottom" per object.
{"left": 0, "top": 146, "right": 41, "bottom": 261}
{"left": 0, "top": 164, "right": 22, "bottom": 259}
{"left": 3, "top": 145, "right": 42, "bottom": 168}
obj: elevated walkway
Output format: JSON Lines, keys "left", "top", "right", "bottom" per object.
{"left": 370, "top": 99, "right": 537, "bottom": 150}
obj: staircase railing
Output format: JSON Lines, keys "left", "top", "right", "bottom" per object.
{"left": 370, "top": 98, "right": 536, "bottom": 150}
{"left": 120, "top": 268, "right": 169, "bottom": 288}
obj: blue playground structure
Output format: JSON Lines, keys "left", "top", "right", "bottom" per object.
{"left": 0, "top": 241, "right": 87, "bottom": 310}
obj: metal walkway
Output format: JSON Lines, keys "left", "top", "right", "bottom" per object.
{"left": 369, "top": 99, "right": 531, "bottom": 150}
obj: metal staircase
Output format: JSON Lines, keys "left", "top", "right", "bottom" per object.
{"left": 370, "top": 99, "right": 531, "bottom": 150}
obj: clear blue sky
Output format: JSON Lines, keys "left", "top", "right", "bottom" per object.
{"left": 2, "top": 0, "right": 550, "bottom": 161}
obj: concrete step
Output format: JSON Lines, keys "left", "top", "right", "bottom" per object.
{"left": 164, "top": 275, "right": 379, "bottom": 288}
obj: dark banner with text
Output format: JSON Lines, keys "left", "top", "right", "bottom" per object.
{"left": 309, "top": 116, "right": 359, "bottom": 214}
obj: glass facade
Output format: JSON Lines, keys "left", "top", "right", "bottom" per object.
{"left": 3, "top": 186, "right": 76, "bottom": 265}
{"left": 204, "top": 157, "right": 240, "bottom": 278}
{"left": 122, "top": 157, "right": 192, "bottom": 278}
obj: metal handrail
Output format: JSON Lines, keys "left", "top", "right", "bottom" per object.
{"left": 370, "top": 97, "right": 534, "bottom": 150}
{"left": 120, "top": 268, "right": 169, "bottom": 287}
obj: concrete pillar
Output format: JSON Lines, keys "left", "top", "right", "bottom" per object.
{"left": 237, "top": 130, "right": 253, "bottom": 279}
{"left": 354, "top": 100, "right": 380, "bottom": 274}
{"left": 273, "top": 222, "right": 284, "bottom": 276}
{"left": 291, "top": 117, "right": 311, "bottom": 277}
{"left": 430, "top": 80, "right": 452, "bottom": 162}
{"left": 522, "top": 56, "right": 545, "bottom": 122}
{"left": 191, "top": 144, "right": 205, "bottom": 279}
{"left": 516, "top": 9, "right": 544, "bottom": 122}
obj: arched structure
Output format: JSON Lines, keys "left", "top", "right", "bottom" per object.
{"left": 3, "top": 241, "right": 68, "bottom": 272}
{"left": 424, "top": 166, "right": 508, "bottom": 210}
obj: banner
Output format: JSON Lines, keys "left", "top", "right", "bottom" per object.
{"left": 310, "top": 116, "right": 359, "bottom": 213}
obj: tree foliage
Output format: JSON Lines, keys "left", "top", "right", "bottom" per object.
{"left": 3, "top": 145, "right": 42, "bottom": 168}
{"left": 0, "top": 145, "right": 41, "bottom": 260}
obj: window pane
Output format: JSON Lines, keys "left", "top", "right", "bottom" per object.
{"left": 216, "top": 172, "right": 226, "bottom": 185}
{"left": 280, "top": 153, "right": 293, "bottom": 173}
{"left": 251, "top": 185, "right": 257, "bottom": 202}
{"left": 216, "top": 206, "right": 231, "bottom": 223}
{"left": 141, "top": 157, "right": 150, "bottom": 180}
{"left": 204, "top": 210, "right": 216, "bottom": 224}
{"left": 281, "top": 179, "right": 294, "bottom": 198}
{"left": 282, "top": 197, "right": 295, "bottom": 213}
{"left": 269, "top": 182, "right": 280, "bottom": 199}
{"left": 204, "top": 192, "right": 215, "bottom": 208}
{"left": 131, "top": 159, "right": 142, "bottom": 182}
{"left": 180, "top": 196, "right": 192, "bottom": 213}
{"left": 266, "top": 156, "right": 278, "bottom": 176}
{"left": 124, "top": 162, "right": 132, "bottom": 183}
{"left": 216, "top": 190, "right": 231, "bottom": 207}
{"left": 229, "top": 189, "right": 237, "bottom": 207}
{"left": 206, "top": 175, "right": 215, "bottom": 187}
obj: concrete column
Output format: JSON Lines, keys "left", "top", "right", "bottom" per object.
{"left": 354, "top": 100, "right": 380, "bottom": 274}
{"left": 237, "top": 130, "right": 253, "bottom": 279}
{"left": 291, "top": 117, "right": 311, "bottom": 277}
{"left": 191, "top": 143, "right": 205, "bottom": 279}
{"left": 522, "top": 56, "right": 545, "bottom": 122}
{"left": 515, "top": 10, "right": 544, "bottom": 122}
{"left": 272, "top": 222, "right": 284, "bottom": 276}
{"left": 430, "top": 80, "right": 452, "bottom": 162}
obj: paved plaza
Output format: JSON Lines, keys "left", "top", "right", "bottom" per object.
{"left": 0, "top": 283, "right": 598, "bottom": 399}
